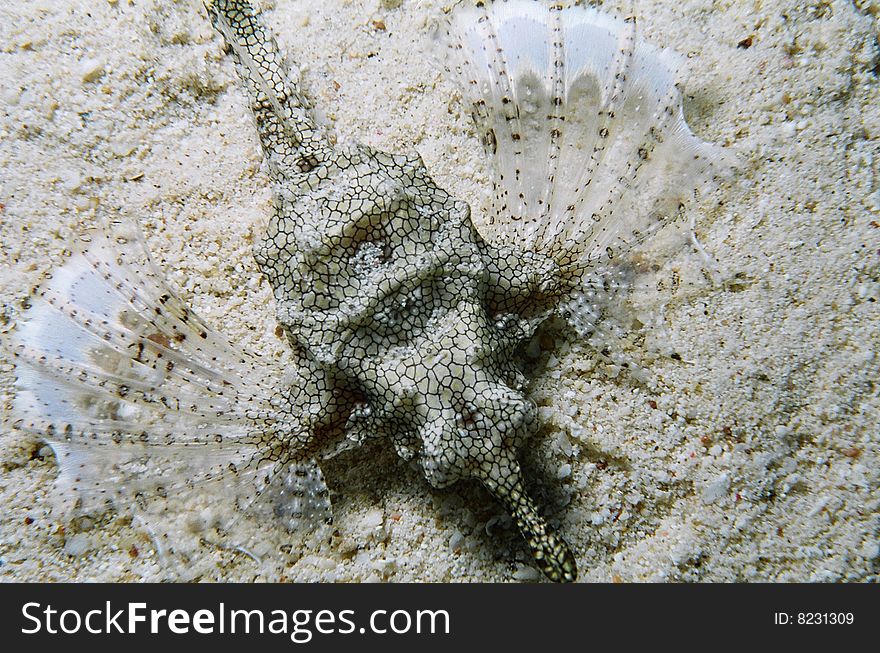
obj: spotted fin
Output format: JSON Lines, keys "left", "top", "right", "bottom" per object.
{"left": 7, "top": 218, "right": 330, "bottom": 575}
{"left": 435, "top": 0, "right": 733, "bottom": 273}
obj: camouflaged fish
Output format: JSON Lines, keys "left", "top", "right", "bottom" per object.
{"left": 8, "top": 0, "right": 731, "bottom": 582}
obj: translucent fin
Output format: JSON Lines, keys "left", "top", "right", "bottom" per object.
{"left": 435, "top": 0, "right": 734, "bottom": 274}
{"left": 7, "top": 218, "right": 330, "bottom": 575}
{"left": 246, "top": 459, "right": 332, "bottom": 531}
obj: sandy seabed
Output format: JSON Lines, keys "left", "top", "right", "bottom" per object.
{"left": 0, "top": 0, "right": 877, "bottom": 582}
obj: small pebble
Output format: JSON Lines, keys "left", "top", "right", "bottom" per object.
{"left": 63, "top": 533, "right": 92, "bottom": 557}
{"left": 701, "top": 473, "right": 730, "bottom": 503}
{"left": 513, "top": 565, "right": 542, "bottom": 581}
{"left": 79, "top": 58, "right": 105, "bottom": 83}
{"left": 449, "top": 531, "right": 465, "bottom": 550}
{"left": 362, "top": 508, "right": 385, "bottom": 530}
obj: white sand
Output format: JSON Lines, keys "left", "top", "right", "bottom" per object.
{"left": 0, "top": 0, "right": 877, "bottom": 582}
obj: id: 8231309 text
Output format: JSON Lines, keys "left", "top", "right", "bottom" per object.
{"left": 774, "top": 613, "right": 854, "bottom": 625}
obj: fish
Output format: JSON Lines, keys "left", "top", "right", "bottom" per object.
{"left": 6, "top": 0, "right": 732, "bottom": 582}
